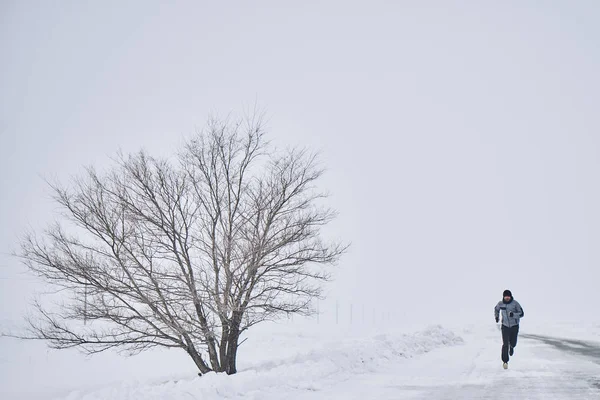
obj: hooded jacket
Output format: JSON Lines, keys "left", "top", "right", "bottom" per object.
{"left": 494, "top": 296, "right": 524, "bottom": 328}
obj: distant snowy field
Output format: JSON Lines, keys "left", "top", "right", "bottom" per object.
{"left": 525, "top": 321, "right": 600, "bottom": 342}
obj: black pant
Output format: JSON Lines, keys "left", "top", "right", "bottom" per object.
{"left": 501, "top": 325, "right": 519, "bottom": 363}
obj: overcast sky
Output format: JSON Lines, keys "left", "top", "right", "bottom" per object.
{"left": 2, "top": 0, "right": 600, "bottom": 337}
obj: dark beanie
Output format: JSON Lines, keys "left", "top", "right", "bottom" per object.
{"left": 503, "top": 290, "right": 512, "bottom": 297}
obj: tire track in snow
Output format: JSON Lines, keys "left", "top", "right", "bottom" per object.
{"left": 520, "top": 334, "right": 600, "bottom": 364}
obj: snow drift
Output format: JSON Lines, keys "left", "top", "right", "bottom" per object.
{"left": 56, "top": 325, "right": 462, "bottom": 400}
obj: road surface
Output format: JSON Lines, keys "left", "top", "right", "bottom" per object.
{"left": 314, "top": 327, "right": 600, "bottom": 400}
{"left": 520, "top": 333, "right": 600, "bottom": 365}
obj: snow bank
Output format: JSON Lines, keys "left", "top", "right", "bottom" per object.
{"left": 55, "top": 325, "right": 463, "bottom": 400}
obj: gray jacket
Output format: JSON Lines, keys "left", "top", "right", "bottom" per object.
{"left": 494, "top": 299, "right": 524, "bottom": 328}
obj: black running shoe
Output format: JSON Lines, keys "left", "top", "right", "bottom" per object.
{"left": 509, "top": 346, "right": 514, "bottom": 356}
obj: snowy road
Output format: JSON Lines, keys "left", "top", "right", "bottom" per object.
{"left": 520, "top": 333, "right": 600, "bottom": 364}
{"left": 302, "top": 328, "right": 600, "bottom": 400}
{"left": 408, "top": 333, "right": 600, "bottom": 400}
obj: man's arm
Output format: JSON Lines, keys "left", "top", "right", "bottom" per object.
{"left": 508, "top": 301, "right": 524, "bottom": 318}
{"left": 494, "top": 302, "right": 501, "bottom": 322}
{"left": 515, "top": 301, "right": 524, "bottom": 318}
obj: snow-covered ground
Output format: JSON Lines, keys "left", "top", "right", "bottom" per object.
{"left": 54, "top": 325, "right": 462, "bottom": 400}
{"left": 1, "top": 323, "right": 462, "bottom": 400}
{"left": 3, "top": 320, "right": 600, "bottom": 400}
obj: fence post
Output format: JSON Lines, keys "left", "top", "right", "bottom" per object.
{"left": 362, "top": 304, "right": 365, "bottom": 325}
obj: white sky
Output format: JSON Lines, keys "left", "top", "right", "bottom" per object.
{"left": 2, "top": 0, "right": 600, "bottom": 332}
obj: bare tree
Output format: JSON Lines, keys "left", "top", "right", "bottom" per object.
{"left": 17, "top": 116, "right": 346, "bottom": 375}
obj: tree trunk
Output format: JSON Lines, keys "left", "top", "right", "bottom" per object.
{"left": 224, "top": 329, "right": 240, "bottom": 374}
{"left": 224, "top": 311, "right": 243, "bottom": 375}
{"left": 194, "top": 301, "right": 221, "bottom": 371}
{"left": 218, "top": 318, "right": 230, "bottom": 373}
{"left": 187, "top": 345, "right": 212, "bottom": 375}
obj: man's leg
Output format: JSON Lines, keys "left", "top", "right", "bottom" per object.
{"left": 501, "top": 326, "right": 510, "bottom": 363}
{"left": 510, "top": 325, "right": 519, "bottom": 349}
